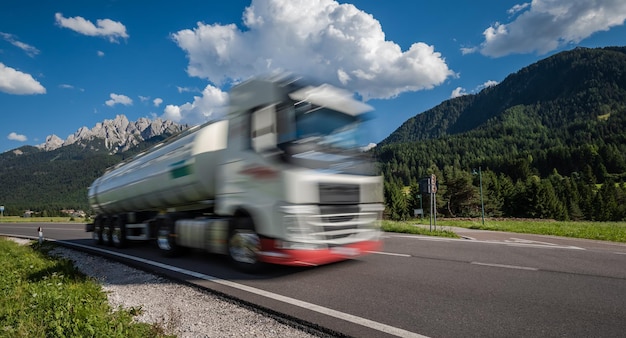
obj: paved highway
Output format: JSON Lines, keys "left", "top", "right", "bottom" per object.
{"left": 2, "top": 222, "right": 626, "bottom": 337}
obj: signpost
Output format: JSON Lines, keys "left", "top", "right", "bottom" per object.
{"left": 419, "top": 175, "right": 438, "bottom": 231}
{"left": 0, "top": 205, "right": 4, "bottom": 222}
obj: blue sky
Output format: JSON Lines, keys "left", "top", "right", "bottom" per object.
{"left": 1, "top": 0, "right": 625, "bottom": 152}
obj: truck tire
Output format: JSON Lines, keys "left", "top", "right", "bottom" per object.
{"left": 111, "top": 216, "right": 127, "bottom": 248}
{"left": 93, "top": 216, "right": 103, "bottom": 245}
{"left": 157, "top": 217, "right": 182, "bottom": 257}
{"left": 102, "top": 217, "right": 113, "bottom": 246}
{"left": 228, "top": 217, "right": 262, "bottom": 273}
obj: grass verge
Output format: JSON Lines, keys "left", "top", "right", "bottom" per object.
{"left": 0, "top": 238, "right": 171, "bottom": 337}
{"left": 381, "top": 220, "right": 459, "bottom": 238}
{"left": 383, "top": 218, "right": 626, "bottom": 243}
{"left": 0, "top": 216, "right": 87, "bottom": 223}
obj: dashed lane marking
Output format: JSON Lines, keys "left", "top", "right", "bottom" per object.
{"left": 471, "top": 261, "right": 539, "bottom": 271}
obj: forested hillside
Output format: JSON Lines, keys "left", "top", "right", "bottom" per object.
{"left": 0, "top": 134, "right": 173, "bottom": 217}
{"left": 373, "top": 46, "right": 626, "bottom": 221}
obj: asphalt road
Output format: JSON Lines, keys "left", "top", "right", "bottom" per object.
{"left": 2, "top": 222, "right": 626, "bottom": 337}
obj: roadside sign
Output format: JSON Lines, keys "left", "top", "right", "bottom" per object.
{"left": 430, "top": 174, "right": 437, "bottom": 193}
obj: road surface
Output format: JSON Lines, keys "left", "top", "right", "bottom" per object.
{"left": 2, "top": 222, "right": 625, "bottom": 337}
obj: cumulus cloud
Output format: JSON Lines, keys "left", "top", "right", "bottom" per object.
{"left": 55, "top": 13, "right": 129, "bottom": 43}
{"left": 476, "top": 0, "right": 626, "bottom": 57}
{"left": 105, "top": 93, "right": 133, "bottom": 106}
{"left": 0, "top": 63, "right": 46, "bottom": 95}
{"left": 479, "top": 80, "right": 499, "bottom": 89}
{"left": 451, "top": 80, "right": 499, "bottom": 98}
{"left": 161, "top": 84, "right": 228, "bottom": 124}
{"left": 8, "top": 132, "right": 27, "bottom": 142}
{"left": 0, "top": 32, "right": 40, "bottom": 57}
{"left": 451, "top": 87, "right": 468, "bottom": 98}
{"left": 153, "top": 98, "right": 163, "bottom": 107}
{"left": 171, "top": 0, "right": 454, "bottom": 100}
{"left": 97, "top": 50, "right": 105, "bottom": 57}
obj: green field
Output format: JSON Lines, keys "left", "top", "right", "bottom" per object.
{"left": 0, "top": 238, "right": 171, "bottom": 337}
{"left": 0, "top": 216, "right": 87, "bottom": 223}
{"left": 383, "top": 218, "right": 626, "bottom": 243}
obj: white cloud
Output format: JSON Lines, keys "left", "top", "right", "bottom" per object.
{"left": 161, "top": 84, "right": 228, "bottom": 124}
{"left": 171, "top": 0, "right": 454, "bottom": 100}
{"left": 0, "top": 63, "right": 46, "bottom": 95}
{"left": 0, "top": 32, "right": 40, "bottom": 57}
{"left": 508, "top": 3, "right": 531, "bottom": 16}
{"left": 460, "top": 46, "right": 478, "bottom": 55}
{"left": 153, "top": 98, "right": 163, "bottom": 107}
{"left": 451, "top": 80, "right": 499, "bottom": 98}
{"left": 478, "top": 0, "right": 626, "bottom": 57}
{"left": 479, "top": 80, "right": 499, "bottom": 89}
{"left": 97, "top": 50, "right": 105, "bottom": 57}
{"left": 138, "top": 95, "right": 149, "bottom": 102}
{"left": 177, "top": 86, "right": 197, "bottom": 93}
{"left": 59, "top": 84, "right": 74, "bottom": 89}
{"left": 105, "top": 93, "right": 133, "bottom": 106}
{"left": 8, "top": 132, "right": 27, "bottom": 142}
{"left": 451, "top": 87, "right": 468, "bottom": 98}
{"left": 55, "top": 13, "right": 129, "bottom": 43}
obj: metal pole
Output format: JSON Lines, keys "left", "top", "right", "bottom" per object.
{"left": 419, "top": 195, "right": 423, "bottom": 221}
{"left": 433, "top": 191, "right": 437, "bottom": 231}
{"left": 429, "top": 179, "right": 433, "bottom": 231}
{"left": 479, "top": 166, "right": 485, "bottom": 225}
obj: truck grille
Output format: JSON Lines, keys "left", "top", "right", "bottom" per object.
{"left": 319, "top": 183, "right": 359, "bottom": 204}
{"left": 306, "top": 205, "right": 379, "bottom": 244}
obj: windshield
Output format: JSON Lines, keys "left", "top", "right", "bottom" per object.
{"left": 275, "top": 100, "right": 375, "bottom": 175}
{"left": 293, "top": 102, "right": 361, "bottom": 149}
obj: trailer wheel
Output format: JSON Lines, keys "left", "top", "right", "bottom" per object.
{"left": 102, "top": 217, "right": 113, "bottom": 246}
{"left": 111, "top": 216, "right": 127, "bottom": 248}
{"left": 228, "top": 217, "right": 262, "bottom": 273}
{"left": 93, "top": 216, "right": 103, "bottom": 245}
{"left": 157, "top": 217, "right": 181, "bottom": 257}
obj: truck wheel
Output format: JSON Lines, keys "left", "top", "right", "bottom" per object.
{"left": 93, "top": 216, "right": 103, "bottom": 245}
{"left": 228, "top": 217, "right": 262, "bottom": 273}
{"left": 157, "top": 218, "right": 181, "bottom": 257}
{"left": 111, "top": 216, "right": 127, "bottom": 248}
{"left": 102, "top": 217, "right": 113, "bottom": 246}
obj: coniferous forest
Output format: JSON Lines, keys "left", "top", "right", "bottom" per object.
{"left": 373, "top": 46, "right": 626, "bottom": 221}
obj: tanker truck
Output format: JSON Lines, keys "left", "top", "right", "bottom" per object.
{"left": 87, "top": 75, "right": 384, "bottom": 272}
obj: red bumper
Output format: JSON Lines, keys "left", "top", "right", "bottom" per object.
{"left": 258, "top": 239, "right": 382, "bottom": 266}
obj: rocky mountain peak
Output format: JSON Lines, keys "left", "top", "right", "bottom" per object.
{"left": 37, "top": 114, "right": 187, "bottom": 153}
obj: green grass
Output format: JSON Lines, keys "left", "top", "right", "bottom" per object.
{"left": 0, "top": 238, "right": 171, "bottom": 337}
{"left": 0, "top": 216, "right": 87, "bottom": 223}
{"left": 383, "top": 218, "right": 626, "bottom": 243}
{"left": 381, "top": 220, "right": 460, "bottom": 238}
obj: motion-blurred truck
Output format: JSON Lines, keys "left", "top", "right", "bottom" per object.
{"left": 87, "top": 75, "right": 383, "bottom": 271}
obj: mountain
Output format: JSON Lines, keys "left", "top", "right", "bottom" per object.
{"left": 0, "top": 115, "right": 187, "bottom": 216}
{"left": 372, "top": 46, "right": 626, "bottom": 221}
{"left": 378, "top": 46, "right": 626, "bottom": 146}
{"left": 36, "top": 114, "right": 185, "bottom": 153}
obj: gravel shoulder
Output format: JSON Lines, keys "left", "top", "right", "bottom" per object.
{"left": 9, "top": 238, "right": 323, "bottom": 337}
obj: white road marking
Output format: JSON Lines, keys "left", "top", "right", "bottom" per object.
{"left": 368, "top": 250, "right": 411, "bottom": 257}
{"left": 471, "top": 262, "right": 539, "bottom": 271}
{"left": 49, "top": 239, "right": 428, "bottom": 338}
{"left": 388, "top": 234, "right": 585, "bottom": 250}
